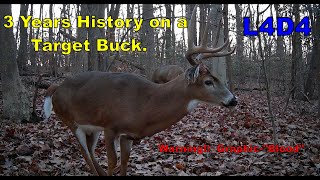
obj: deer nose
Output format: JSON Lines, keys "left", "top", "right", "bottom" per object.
{"left": 228, "top": 96, "right": 238, "bottom": 106}
{"left": 223, "top": 96, "right": 237, "bottom": 107}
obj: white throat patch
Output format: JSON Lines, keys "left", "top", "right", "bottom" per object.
{"left": 187, "top": 100, "right": 199, "bottom": 112}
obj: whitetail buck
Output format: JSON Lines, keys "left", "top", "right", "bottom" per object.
{"left": 152, "top": 65, "right": 184, "bottom": 83}
{"left": 43, "top": 5, "right": 236, "bottom": 176}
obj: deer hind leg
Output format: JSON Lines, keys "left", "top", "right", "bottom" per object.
{"left": 119, "top": 134, "right": 133, "bottom": 176}
{"left": 104, "top": 129, "right": 117, "bottom": 176}
{"left": 86, "top": 132, "right": 107, "bottom": 176}
{"left": 74, "top": 128, "right": 99, "bottom": 176}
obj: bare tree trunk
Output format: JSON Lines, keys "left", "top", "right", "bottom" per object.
{"left": 17, "top": 4, "right": 29, "bottom": 73}
{"left": 247, "top": 5, "right": 257, "bottom": 64}
{"left": 127, "top": 4, "right": 134, "bottom": 40}
{"left": 0, "top": 4, "right": 30, "bottom": 122}
{"left": 223, "top": 4, "right": 234, "bottom": 92}
{"left": 305, "top": 5, "right": 319, "bottom": 99}
{"left": 104, "top": 4, "right": 121, "bottom": 72}
{"left": 186, "top": 4, "right": 197, "bottom": 46}
{"left": 66, "top": 4, "right": 74, "bottom": 73}
{"left": 256, "top": 4, "right": 278, "bottom": 151}
{"left": 87, "top": 4, "right": 102, "bottom": 71}
{"left": 59, "top": 4, "right": 68, "bottom": 72}
{"left": 318, "top": 67, "right": 320, "bottom": 117}
{"left": 49, "top": 4, "right": 57, "bottom": 76}
{"left": 209, "top": 4, "right": 227, "bottom": 85}
{"left": 41, "top": 5, "right": 46, "bottom": 69}
{"left": 318, "top": 48, "right": 320, "bottom": 117}
{"left": 73, "top": 4, "right": 88, "bottom": 74}
{"left": 172, "top": 5, "right": 176, "bottom": 64}
{"left": 263, "top": 9, "right": 273, "bottom": 89}
{"left": 141, "top": 4, "right": 155, "bottom": 78}
{"left": 291, "top": 4, "right": 304, "bottom": 100}
{"left": 275, "top": 4, "right": 286, "bottom": 92}
{"left": 182, "top": 5, "right": 186, "bottom": 67}
{"left": 318, "top": 83, "right": 320, "bottom": 117}
{"left": 35, "top": 4, "right": 43, "bottom": 69}
{"left": 160, "top": 23, "right": 165, "bottom": 65}
{"left": 199, "top": 5, "right": 205, "bottom": 44}
{"left": 315, "top": 6, "right": 320, "bottom": 117}
{"left": 165, "top": 4, "right": 172, "bottom": 63}
{"left": 235, "top": 4, "right": 244, "bottom": 85}
{"left": 29, "top": 4, "right": 36, "bottom": 71}
{"left": 274, "top": 4, "right": 285, "bottom": 58}
{"left": 98, "top": 4, "right": 106, "bottom": 71}
{"left": 108, "top": 4, "right": 120, "bottom": 43}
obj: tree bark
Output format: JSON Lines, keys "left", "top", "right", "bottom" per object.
{"left": 87, "top": 4, "right": 102, "bottom": 71}
{"left": 305, "top": 5, "right": 319, "bottom": 99}
{"left": 0, "top": 4, "right": 30, "bottom": 122}
{"left": 223, "top": 4, "right": 234, "bottom": 92}
{"left": 274, "top": 4, "right": 286, "bottom": 92}
{"left": 199, "top": 5, "right": 205, "bottom": 44}
{"left": 17, "top": 4, "right": 29, "bottom": 73}
{"left": 274, "top": 4, "right": 285, "bottom": 59}
{"left": 73, "top": 4, "right": 88, "bottom": 74}
{"left": 235, "top": 4, "right": 244, "bottom": 84}
{"left": 171, "top": 5, "right": 176, "bottom": 64}
{"left": 141, "top": 4, "right": 155, "bottom": 78}
{"left": 29, "top": 4, "right": 36, "bottom": 71}
{"left": 291, "top": 4, "right": 304, "bottom": 100}
{"left": 186, "top": 4, "right": 197, "bottom": 46}
{"left": 165, "top": 4, "right": 172, "bottom": 63}
{"left": 107, "top": 4, "right": 120, "bottom": 43}
{"left": 97, "top": 4, "right": 106, "bottom": 71}
{"left": 209, "top": 4, "right": 227, "bottom": 85}
{"left": 49, "top": 4, "right": 57, "bottom": 76}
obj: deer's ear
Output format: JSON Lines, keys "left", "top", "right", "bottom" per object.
{"left": 186, "top": 64, "right": 200, "bottom": 84}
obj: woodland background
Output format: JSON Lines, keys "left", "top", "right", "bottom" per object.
{"left": 0, "top": 4, "right": 319, "bottom": 176}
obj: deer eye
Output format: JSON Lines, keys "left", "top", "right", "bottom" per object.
{"left": 204, "top": 80, "right": 213, "bottom": 86}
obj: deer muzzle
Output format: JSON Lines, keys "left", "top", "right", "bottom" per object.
{"left": 222, "top": 96, "right": 238, "bottom": 107}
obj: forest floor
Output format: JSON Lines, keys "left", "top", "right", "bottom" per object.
{"left": 0, "top": 87, "right": 319, "bottom": 176}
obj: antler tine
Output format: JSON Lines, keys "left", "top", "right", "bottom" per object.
{"left": 193, "top": 38, "right": 231, "bottom": 55}
{"left": 186, "top": 5, "right": 236, "bottom": 66}
{"left": 196, "top": 12, "right": 235, "bottom": 60}
{"left": 201, "top": 41, "right": 236, "bottom": 59}
{"left": 186, "top": 4, "right": 199, "bottom": 66}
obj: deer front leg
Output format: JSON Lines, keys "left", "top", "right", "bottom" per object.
{"left": 104, "top": 129, "right": 117, "bottom": 176}
{"left": 119, "top": 134, "right": 133, "bottom": 176}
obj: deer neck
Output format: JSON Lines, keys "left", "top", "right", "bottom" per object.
{"left": 156, "top": 74, "right": 192, "bottom": 104}
{"left": 140, "top": 74, "right": 198, "bottom": 137}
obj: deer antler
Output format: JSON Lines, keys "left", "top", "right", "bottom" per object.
{"left": 186, "top": 5, "right": 236, "bottom": 66}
